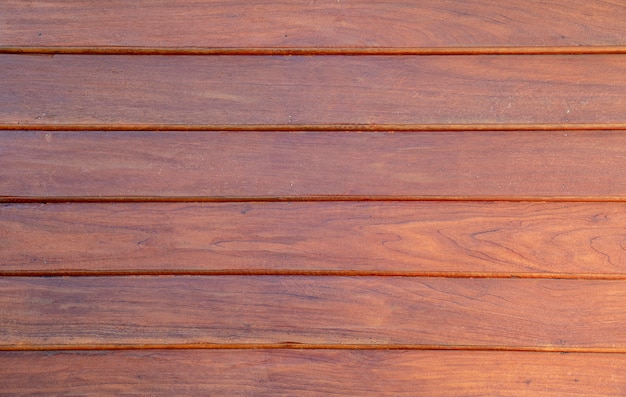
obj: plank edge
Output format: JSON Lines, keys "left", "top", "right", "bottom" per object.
{"left": 3, "top": 46, "right": 626, "bottom": 55}
{"left": 3, "top": 270, "right": 626, "bottom": 279}
{"left": 3, "top": 123, "right": 626, "bottom": 131}
{"left": 3, "top": 343, "right": 626, "bottom": 353}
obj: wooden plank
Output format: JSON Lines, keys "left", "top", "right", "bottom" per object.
{"left": 3, "top": 55, "right": 626, "bottom": 127}
{"left": 3, "top": 130, "right": 626, "bottom": 199}
{"left": 3, "top": 201, "right": 626, "bottom": 276}
{"left": 2, "top": 276, "right": 626, "bottom": 349}
{"left": 1, "top": 350, "right": 625, "bottom": 396}
{"left": 2, "top": 0, "right": 626, "bottom": 50}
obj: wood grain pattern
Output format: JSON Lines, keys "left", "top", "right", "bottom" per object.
{"left": 5, "top": 1, "right": 625, "bottom": 395}
{"left": 2, "top": 276, "right": 626, "bottom": 349}
{"left": 2, "top": 350, "right": 625, "bottom": 396}
{"left": 3, "top": 55, "right": 626, "bottom": 126}
{"left": 2, "top": 0, "right": 626, "bottom": 50}
{"left": 3, "top": 130, "right": 626, "bottom": 199}
{"left": 3, "top": 201, "right": 626, "bottom": 276}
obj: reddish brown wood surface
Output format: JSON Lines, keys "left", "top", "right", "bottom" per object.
{"left": 3, "top": 2, "right": 624, "bottom": 394}
{"left": 2, "top": 0, "right": 626, "bottom": 50}
{"left": 3, "top": 130, "right": 626, "bottom": 199}
{"left": 2, "top": 276, "right": 626, "bottom": 349}
{"left": 3, "top": 201, "right": 626, "bottom": 276}
{"left": 1, "top": 350, "right": 625, "bottom": 396}
{"left": 3, "top": 55, "right": 626, "bottom": 127}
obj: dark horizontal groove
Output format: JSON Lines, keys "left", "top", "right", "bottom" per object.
{"left": 3, "top": 46, "right": 626, "bottom": 55}
{"left": 3, "top": 123, "right": 626, "bottom": 132}
{"left": 2, "top": 270, "right": 626, "bottom": 280}
{"left": 3, "top": 196, "right": 626, "bottom": 203}
{"left": 2, "top": 344, "right": 626, "bottom": 354}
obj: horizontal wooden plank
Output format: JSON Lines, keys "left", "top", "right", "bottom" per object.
{"left": 3, "top": 130, "right": 626, "bottom": 199}
{"left": 2, "top": 1, "right": 626, "bottom": 50}
{"left": 3, "top": 201, "right": 626, "bottom": 276}
{"left": 2, "top": 276, "right": 626, "bottom": 349}
{"left": 3, "top": 55, "right": 626, "bottom": 126}
{"left": 1, "top": 350, "right": 625, "bottom": 396}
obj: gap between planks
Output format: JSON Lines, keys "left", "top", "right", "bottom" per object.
{"left": 4, "top": 344, "right": 626, "bottom": 354}
{"left": 5, "top": 196, "right": 626, "bottom": 203}
{"left": 3, "top": 123, "right": 626, "bottom": 131}
{"left": 4, "top": 46, "right": 626, "bottom": 56}
{"left": 3, "top": 270, "right": 626, "bottom": 280}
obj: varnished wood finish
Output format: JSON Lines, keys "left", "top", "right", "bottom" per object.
{"left": 2, "top": 350, "right": 625, "bottom": 396}
{"left": 3, "top": 1, "right": 625, "bottom": 394}
{"left": 3, "top": 130, "right": 626, "bottom": 199}
{"left": 3, "top": 55, "right": 626, "bottom": 127}
{"left": 2, "top": 0, "right": 626, "bottom": 50}
{"left": 2, "top": 201, "right": 626, "bottom": 276}
{"left": 2, "top": 276, "right": 626, "bottom": 349}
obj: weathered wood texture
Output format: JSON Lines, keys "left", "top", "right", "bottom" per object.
{"left": 2, "top": 276, "right": 626, "bottom": 349}
{"left": 3, "top": 201, "right": 626, "bottom": 276}
{"left": 2, "top": 0, "right": 626, "bottom": 49}
{"left": 1, "top": 350, "right": 625, "bottom": 396}
{"left": 3, "top": 55, "right": 626, "bottom": 126}
{"left": 3, "top": 130, "right": 626, "bottom": 199}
